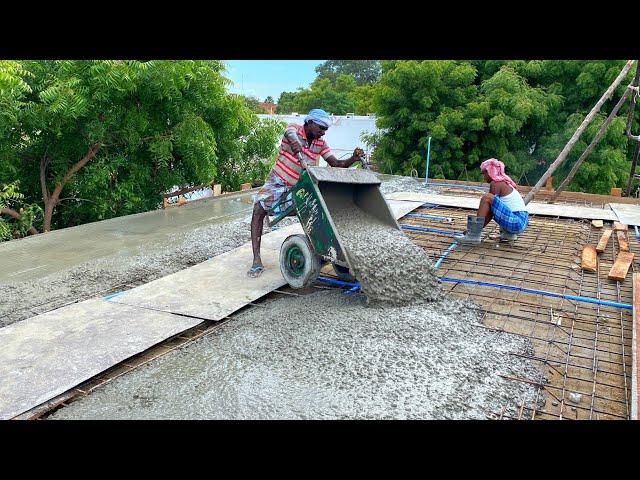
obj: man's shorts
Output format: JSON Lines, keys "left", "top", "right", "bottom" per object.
{"left": 253, "top": 172, "right": 293, "bottom": 216}
{"left": 491, "top": 195, "right": 529, "bottom": 234}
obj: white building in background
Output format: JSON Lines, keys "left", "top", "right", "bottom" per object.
{"left": 257, "top": 113, "right": 378, "bottom": 166}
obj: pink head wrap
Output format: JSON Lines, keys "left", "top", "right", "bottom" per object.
{"left": 480, "top": 158, "right": 518, "bottom": 189}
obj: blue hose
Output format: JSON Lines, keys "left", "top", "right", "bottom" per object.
{"left": 434, "top": 243, "right": 458, "bottom": 269}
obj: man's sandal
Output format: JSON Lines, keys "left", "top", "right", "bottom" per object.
{"left": 247, "top": 265, "right": 265, "bottom": 278}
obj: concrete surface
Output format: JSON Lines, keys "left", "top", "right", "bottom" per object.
{"left": 49, "top": 289, "right": 540, "bottom": 420}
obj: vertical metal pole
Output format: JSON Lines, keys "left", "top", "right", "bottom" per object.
{"left": 425, "top": 136, "right": 432, "bottom": 184}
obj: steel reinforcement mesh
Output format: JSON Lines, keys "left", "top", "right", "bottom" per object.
{"left": 401, "top": 204, "right": 635, "bottom": 420}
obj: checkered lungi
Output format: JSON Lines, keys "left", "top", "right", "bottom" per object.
{"left": 491, "top": 195, "right": 529, "bottom": 234}
{"left": 253, "top": 172, "right": 293, "bottom": 216}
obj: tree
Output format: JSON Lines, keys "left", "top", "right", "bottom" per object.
{"left": 264, "top": 96, "right": 274, "bottom": 104}
{"left": 1, "top": 60, "right": 282, "bottom": 233}
{"left": 315, "top": 60, "right": 381, "bottom": 85}
{"left": 216, "top": 118, "right": 286, "bottom": 190}
{"left": 0, "top": 182, "right": 41, "bottom": 239}
{"left": 240, "top": 94, "right": 262, "bottom": 113}
{"left": 276, "top": 90, "right": 302, "bottom": 114}
{"left": 367, "top": 59, "right": 633, "bottom": 193}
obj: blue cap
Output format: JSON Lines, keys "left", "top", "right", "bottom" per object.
{"left": 304, "top": 108, "right": 331, "bottom": 128}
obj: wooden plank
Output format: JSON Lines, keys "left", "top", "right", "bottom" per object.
{"left": 581, "top": 245, "right": 597, "bottom": 272}
{"left": 608, "top": 251, "right": 635, "bottom": 281}
{"left": 611, "top": 187, "right": 622, "bottom": 197}
{"left": 0, "top": 299, "right": 202, "bottom": 420}
{"left": 591, "top": 219, "right": 604, "bottom": 228}
{"left": 617, "top": 230, "right": 630, "bottom": 252}
{"left": 596, "top": 229, "right": 613, "bottom": 253}
{"left": 614, "top": 221, "right": 628, "bottom": 231}
{"left": 632, "top": 273, "right": 639, "bottom": 420}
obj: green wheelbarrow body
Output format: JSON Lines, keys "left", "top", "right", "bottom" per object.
{"left": 270, "top": 166, "right": 399, "bottom": 288}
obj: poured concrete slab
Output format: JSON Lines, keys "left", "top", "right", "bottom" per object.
{"left": 609, "top": 203, "right": 640, "bottom": 227}
{"left": 0, "top": 298, "right": 200, "bottom": 419}
{"left": 0, "top": 190, "right": 256, "bottom": 284}
{"left": 0, "top": 197, "right": 422, "bottom": 419}
{"left": 386, "top": 192, "right": 619, "bottom": 221}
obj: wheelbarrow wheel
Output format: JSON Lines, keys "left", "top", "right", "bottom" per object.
{"left": 280, "top": 234, "right": 321, "bottom": 289}
{"left": 332, "top": 263, "right": 356, "bottom": 283}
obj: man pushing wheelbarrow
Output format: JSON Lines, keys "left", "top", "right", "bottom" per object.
{"left": 247, "top": 108, "right": 367, "bottom": 278}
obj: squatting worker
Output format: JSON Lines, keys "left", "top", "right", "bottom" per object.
{"left": 457, "top": 158, "right": 529, "bottom": 244}
{"left": 247, "top": 108, "right": 366, "bottom": 278}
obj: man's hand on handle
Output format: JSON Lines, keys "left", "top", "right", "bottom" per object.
{"left": 353, "top": 148, "right": 370, "bottom": 169}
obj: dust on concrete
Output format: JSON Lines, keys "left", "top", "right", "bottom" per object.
{"left": 0, "top": 215, "right": 299, "bottom": 327}
{"left": 329, "top": 203, "right": 442, "bottom": 306}
{"left": 49, "top": 289, "right": 540, "bottom": 420}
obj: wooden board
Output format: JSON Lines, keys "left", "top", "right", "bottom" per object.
{"left": 385, "top": 192, "right": 619, "bottom": 221}
{"left": 632, "top": 273, "right": 639, "bottom": 420}
{"left": 617, "top": 230, "right": 630, "bottom": 252}
{"left": 596, "top": 229, "right": 613, "bottom": 253}
{"left": 0, "top": 299, "right": 201, "bottom": 420}
{"left": 591, "top": 219, "right": 604, "bottom": 228}
{"left": 614, "top": 221, "right": 628, "bottom": 231}
{"left": 608, "top": 251, "right": 635, "bottom": 281}
{"left": 581, "top": 245, "right": 597, "bottom": 272}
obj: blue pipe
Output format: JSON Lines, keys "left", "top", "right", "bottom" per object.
{"left": 405, "top": 213, "right": 453, "bottom": 223}
{"left": 104, "top": 291, "right": 125, "bottom": 301}
{"left": 439, "top": 276, "right": 632, "bottom": 310}
{"left": 400, "top": 224, "right": 462, "bottom": 238}
{"left": 424, "top": 136, "right": 432, "bottom": 184}
{"left": 317, "top": 273, "right": 631, "bottom": 310}
{"left": 316, "top": 276, "right": 361, "bottom": 289}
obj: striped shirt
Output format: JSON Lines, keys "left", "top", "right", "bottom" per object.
{"left": 270, "top": 123, "right": 332, "bottom": 186}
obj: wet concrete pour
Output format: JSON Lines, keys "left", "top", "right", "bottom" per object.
{"left": 50, "top": 289, "right": 539, "bottom": 420}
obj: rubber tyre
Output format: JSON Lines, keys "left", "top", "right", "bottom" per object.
{"left": 280, "top": 234, "right": 321, "bottom": 289}
{"left": 332, "top": 263, "right": 356, "bottom": 283}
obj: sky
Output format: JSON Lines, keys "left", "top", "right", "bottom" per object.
{"left": 223, "top": 60, "right": 324, "bottom": 102}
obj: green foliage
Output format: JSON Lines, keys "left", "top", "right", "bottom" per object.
{"left": 0, "top": 182, "right": 42, "bottom": 239}
{"left": 0, "top": 60, "right": 283, "bottom": 233}
{"left": 274, "top": 74, "right": 375, "bottom": 115}
{"left": 240, "top": 94, "right": 264, "bottom": 113}
{"left": 276, "top": 91, "right": 299, "bottom": 114}
{"left": 368, "top": 60, "right": 636, "bottom": 193}
{"left": 216, "top": 117, "right": 286, "bottom": 191}
{"left": 315, "top": 61, "right": 381, "bottom": 85}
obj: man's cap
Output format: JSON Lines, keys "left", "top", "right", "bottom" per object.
{"left": 305, "top": 108, "right": 331, "bottom": 128}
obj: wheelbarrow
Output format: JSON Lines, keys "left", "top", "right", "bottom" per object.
{"left": 269, "top": 165, "right": 400, "bottom": 289}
